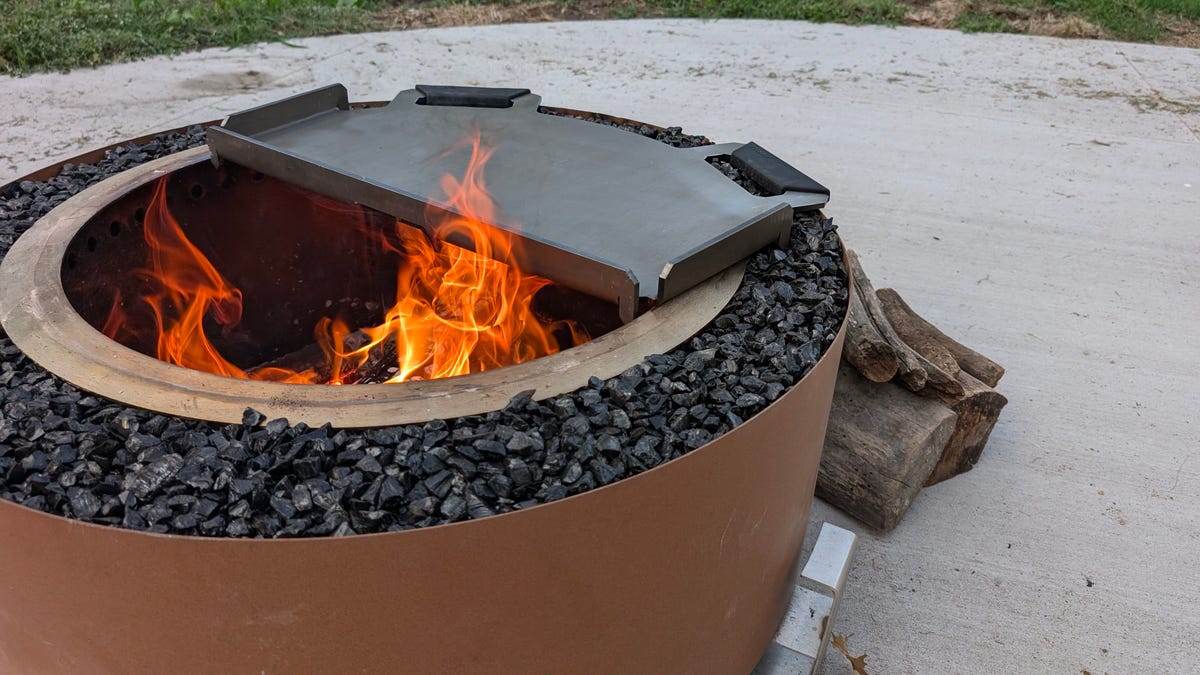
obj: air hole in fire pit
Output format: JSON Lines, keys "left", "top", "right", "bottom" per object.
{"left": 189, "top": 183, "right": 205, "bottom": 199}
{"left": 109, "top": 220, "right": 122, "bottom": 237}
{"left": 85, "top": 236, "right": 97, "bottom": 252}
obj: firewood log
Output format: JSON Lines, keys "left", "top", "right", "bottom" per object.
{"left": 876, "top": 288, "right": 1004, "bottom": 387}
{"left": 869, "top": 287, "right": 1008, "bottom": 485}
{"left": 818, "top": 250, "right": 1007, "bottom": 529}
{"left": 818, "top": 364, "right": 957, "bottom": 531}
{"left": 843, "top": 289, "right": 900, "bottom": 383}
{"left": 246, "top": 330, "right": 371, "bottom": 382}
{"left": 919, "top": 368, "right": 1008, "bottom": 485}
{"left": 845, "top": 251, "right": 962, "bottom": 397}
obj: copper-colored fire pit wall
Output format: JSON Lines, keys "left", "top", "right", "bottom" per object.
{"left": 0, "top": 325, "right": 844, "bottom": 674}
{"left": 0, "top": 127, "right": 847, "bottom": 673}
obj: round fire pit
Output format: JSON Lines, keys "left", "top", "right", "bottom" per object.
{"left": 0, "top": 104, "right": 848, "bottom": 673}
{"left": 0, "top": 146, "right": 744, "bottom": 427}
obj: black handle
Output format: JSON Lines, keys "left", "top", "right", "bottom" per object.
{"left": 730, "top": 142, "right": 830, "bottom": 197}
{"left": 415, "top": 85, "right": 531, "bottom": 109}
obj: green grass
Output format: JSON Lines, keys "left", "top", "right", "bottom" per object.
{"left": 1, "top": 0, "right": 1197, "bottom": 76}
{"left": 0, "top": 0, "right": 379, "bottom": 75}
{"left": 1042, "top": 0, "right": 1200, "bottom": 40}
{"left": 956, "top": 11, "right": 1017, "bottom": 31}
{"left": 650, "top": 0, "right": 907, "bottom": 23}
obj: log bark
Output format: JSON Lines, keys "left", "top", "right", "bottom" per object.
{"left": 817, "top": 364, "right": 957, "bottom": 531}
{"left": 876, "top": 288, "right": 1005, "bottom": 387}
{"left": 845, "top": 251, "right": 962, "bottom": 397}
{"left": 843, "top": 289, "right": 900, "bottom": 383}
{"left": 818, "top": 249, "right": 1008, "bottom": 529}
{"left": 921, "top": 369, "right": 1008, "bottom": 486}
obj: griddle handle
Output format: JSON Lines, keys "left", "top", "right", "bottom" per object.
{"left": 731, "top": 142, "right": 830, "bottom": 197}
{"left": 415, "top": 85, "right": 532, "bottom": 109}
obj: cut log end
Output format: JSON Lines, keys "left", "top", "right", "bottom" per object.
{"left": 819, "top": 249, "right": 1007, "bottom": 530}
{"left": 923, "top": 371, "right": 1008, "bottom": 485}
{"left": 876, "top": 287, "right": 1005, "bottom": 388}
{"left": 818, "top": 365, "right": 957, "bottom": 531}
{"left": 844, "top": 287, "right": 900, "bottom": 382}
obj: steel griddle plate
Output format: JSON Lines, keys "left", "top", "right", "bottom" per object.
{"left": 206, "top": 84, "right": 829, "bottom": 322}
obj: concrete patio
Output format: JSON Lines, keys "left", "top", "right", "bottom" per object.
{"left": 2, "top": 18, "right": 1197, "bottom": 673}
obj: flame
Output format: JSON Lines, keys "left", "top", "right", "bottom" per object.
{"left": 103, "top": 133, "right": 587, "bottom": 384}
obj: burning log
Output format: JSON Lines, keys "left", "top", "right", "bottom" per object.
{"left": 246, "top": 330, "right": 373, "bottom": 383}
{"left": 819, "top": 251, "right": 1007, "bottom": 530}
{"left": 352, "top": 334, "right": 400, "bottom": 384}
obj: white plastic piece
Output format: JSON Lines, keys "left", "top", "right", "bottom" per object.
{"left": 753, "top": 523, "right": 857, "bottom": 675}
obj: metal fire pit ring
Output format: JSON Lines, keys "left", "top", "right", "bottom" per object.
{"left": 0, "top": 323, "right": 843, "bottom": 673}
{"left": 1, "top": 117, "right": 849, "bottom": 674}
{"left": 0, "top": 147, "right": 744, "bottom": 428}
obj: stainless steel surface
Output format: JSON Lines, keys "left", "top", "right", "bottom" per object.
{"left": 207, "top": 85, "right": 830, "bottom": 323}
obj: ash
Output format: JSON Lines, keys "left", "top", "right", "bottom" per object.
{"left": 0, "top": 122, "right": 846, "bottom": 538}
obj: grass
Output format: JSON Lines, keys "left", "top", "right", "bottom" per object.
{"left": 650, "top": 0, "right": 908, "bottom": 24}
{"left": 958, "top": 0, "right": 1200, "bottom": 40}
{"left": 0, "top": 0, "right": 379, "bottom": 75}
{"left": 956, "top": 11, "right": 1017, "bottom": 31}
{"left": 1, "top": 0, "right": 1198, "bottom": 75}
{"left": 1042, "top": 0, "right": 1200, "bottom": 40}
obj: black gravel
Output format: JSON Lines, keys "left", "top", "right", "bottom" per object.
{"left": 539, "top": 107, "right": 711, "bottom": 148}
{"left": 0, "top": 121, "right": 847, "bottom": 538}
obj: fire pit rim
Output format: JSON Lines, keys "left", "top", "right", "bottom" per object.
{"left": 0, "top": 148, "right": 744, "bottom": 428}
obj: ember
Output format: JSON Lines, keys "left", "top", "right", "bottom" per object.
{"left": 103, "top": 133, "right": 588, "bottom": 384}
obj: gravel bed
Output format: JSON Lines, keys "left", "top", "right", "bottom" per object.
{"left": 0, "top": 122, "right": 847, "bottom": 538}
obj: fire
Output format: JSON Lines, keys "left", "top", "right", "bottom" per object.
{"left": 103, "top": 134, "right": 588, "bottom": 384}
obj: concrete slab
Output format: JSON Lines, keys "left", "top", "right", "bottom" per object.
{"left": 2, "top": 19, "right": 1198, "bottom": 674}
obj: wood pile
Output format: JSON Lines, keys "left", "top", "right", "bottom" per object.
{"left": 818, "top": 251, "right": 1008, "bottom": 531}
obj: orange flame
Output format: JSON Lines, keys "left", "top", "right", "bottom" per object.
{"left": 104, "top": 133, "right": 587, "bottom": 384}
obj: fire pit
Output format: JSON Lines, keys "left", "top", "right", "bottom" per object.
{"left": 0, "top": 86, "right": 849, "bottom": 673}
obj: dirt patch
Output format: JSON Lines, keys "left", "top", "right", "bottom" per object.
{"left": 1057, "top": 75, "right": 1200, "bottom": 115}
{"left": 903, "top": 0, "right": 966, "bottom": 29}
{"left": 1158, "top": 14, "right": 1200, "bottom": 48}
{"left": 371, "top": 0, "right": 1200, "bottom": 48}
{"left": 1022, "top": 13, "right": 1105, "bottom": 39}
{"left": 373, "top": 0, "right": 661, "bottom": 32}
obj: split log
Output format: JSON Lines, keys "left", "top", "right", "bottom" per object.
{"left": 918, "top": 369, "right": 1008, "bottom": 485}
{"left": 876, "top": 288, "right": 1004, "bottom": 387}
{"left": 845, "top": 251, "right": 962, "bottom": 398}
{"left": 817, "top": 364, "right": 957, "bottom": 531}
{"left": 818, "top": 249, "right": 1007, "bottom": 529}
{"left": 843, "top": 287, "right": 899, "bottom": 383}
